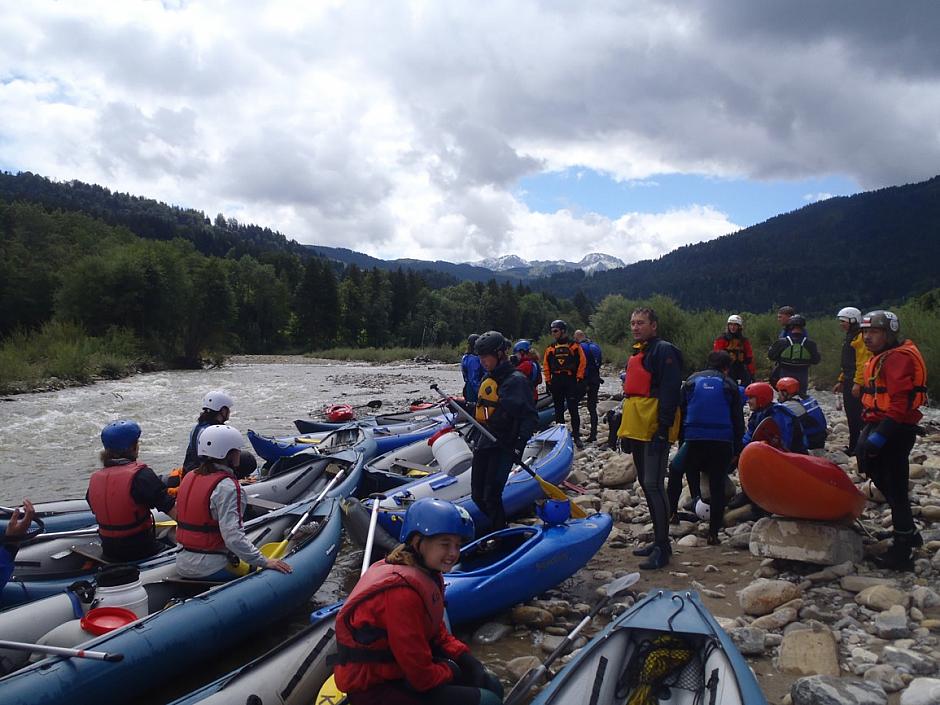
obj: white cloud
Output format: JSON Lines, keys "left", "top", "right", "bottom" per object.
{"left": 802, "top": 192, "right": 835, "bottom": 202}
{"left": 1, "top": 1, "right": 938, "bottom": 266}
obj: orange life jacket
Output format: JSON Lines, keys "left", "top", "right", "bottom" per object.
{"left": 175, "top": 469, "right": 241, "bottom": 554}
{"left": 87, "top": 461, "right": 155, "bottom": 539}
{"left": 547, "top": 342, "right": 581, "bottom": 376}
{"left": 861, "top": 339, "right": 928, "bottom": 415}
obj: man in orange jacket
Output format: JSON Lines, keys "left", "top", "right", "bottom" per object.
{"left": 543, "top": 319, "right": 587, "bottom": 448}
{"left": 857, "top": 311, "right": 928, "bottom": 570}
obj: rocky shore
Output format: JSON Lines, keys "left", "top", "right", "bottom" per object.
{"left": 467, "top": 391, "right": 940, "bottom": 705}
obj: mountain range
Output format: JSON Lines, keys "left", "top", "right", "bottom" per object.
{"left": 468, "top": 252, "right": 626, "bottom": 276}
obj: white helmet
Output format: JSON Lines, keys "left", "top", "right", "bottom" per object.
{"left": 837, "top": 307, "right": 861, "bottom": 324}
{"left": 695, "top": 498, "right": 711, "bottom": 521}
{"left": 198, "top": 425, "right": 243, "bottom": 459}
{"left": 202, "top": 390, "right": 234, "bottom": 412}
{"left": 727, "top": 315, "right": 744, "bottom": 326}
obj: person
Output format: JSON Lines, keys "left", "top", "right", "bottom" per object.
{"left": 741, "top": 382, "right": 807, "bottom": 454}
{"left": 460, "top": 335, "right": 485, "bottom": 407}
{"left": 87, "top": 420, "right": 177, "bottom": 562}
{"left": 511, "top": 339, "right": 542, "bottom": 401}
{"left": 678, "top": 351, "right": 745, "bottom": 544}
{"left": 617, "top": 308, "right": 683, "bottom": 570}
{"left": 833, "top": 307, "right": 872, "bottom": 455}
{"left": 333, "top": 497, "right": 502, "bottom": 705}
{"left": 776, "top": 306, "right": 797, "bottom": 336}
{"left": 543, "top": 320, "right": 587, "bottom": 448}
{"left": 767, "top": 314, "right": 821, "bottom": 393}
{"left": 1, "top": 499, "right": 35, "bottom": 590}
{"left": 856, "top": 310, "right": 928, "bottom": 570}
{"left": 573, "top": 329, "right": 603, "bottom": 442}
{"left": 175, "top": 424, "right": 292, "bottom": 579}
{"left": 472, "top": 331, "right": 538, "bottom": 533}
{"left": 712, "top": 315, "right": 755, "bottom": 386}
{"left": 775, "top": 377, "right": 828, "bottom": 450}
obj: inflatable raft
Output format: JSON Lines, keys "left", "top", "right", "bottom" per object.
{"left": 738, "top": 441, "right": 866, "bottom": 522}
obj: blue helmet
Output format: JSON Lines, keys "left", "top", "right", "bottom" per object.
{"left": 400, "top": 497, "right": 475, "bottom": 543}
{"left": 513, "top": 339, "right": 531, "bottom": 353}
{"left": 536, "top": 499, "right": 571, "bottom": 526}
{"left": 101, "top": 420, "right": 142, "bottom": 452}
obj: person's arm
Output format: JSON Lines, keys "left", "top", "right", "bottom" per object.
{"left": 744, "top": 339, "right": 756, "bottom": 375}
{"left": 653, "top": 343, "right": 683, "bottom": 435}
{"left": 384, "top": 587, "right": 462, "bottom": 691}
{"left": 713, "top": 336, "right": 726, "bottom": 352}
{"left": 542, "top": 347, "right": 552, "bottom": 385}
{"left": 767, "top": 339, "right": 784, "bottom": 361}
{"left": 131, "top": 466, "right": 177, "bottom": 516}
{"left": 211, "top": 481, "right": 266, "bottom": 567}
{"left": 808, "top": 339, "right": 821, "bottom": 365}
{"left": 853, "top": 337, "right": 872, "bottom": 387}
{"left": 575, "top": 345, "right": 587, "bottom": 382}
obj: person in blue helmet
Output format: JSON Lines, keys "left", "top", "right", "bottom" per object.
{"left": 460, "top": 335, "right": 485, "bottom": 406}
{"left": 574, "top": 330, "right": 603, "bottom": 442}
{"left": 1, "top": 499, "right": 35, "bottom": 590}
{"left": 510, "top": 339, "right": 541, "bottom": 401}
{"left": 87, "top": 420, "right": 177, "bottom": 562}
{"left": 334, "top": 497, "right": 502, "bottom": 705}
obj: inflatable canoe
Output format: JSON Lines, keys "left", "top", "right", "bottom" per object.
{"left": 371, "top": 425, "right": 574, "bottom": 538}
{"left": 738, "top": 441, "right": 866, "bottom": 522}
{"left": 0, "top": 498, "right": 343, "bottom": 705}
{"left": 530, "top": 589, "right": 767, "bottom": 705}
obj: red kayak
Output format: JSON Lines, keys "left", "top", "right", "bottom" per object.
{"left": 739, "top": 441, "right": 866, "bottom": 522}
{"left": 409, "top": 396, "right": 464, "bottom": 412}
{"left": 324, "top": 404, "right": 355, "bottom": 422}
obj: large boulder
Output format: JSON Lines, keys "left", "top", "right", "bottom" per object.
{"left": 900, "top": 678, "right": 940, "bottom": 705}
{"left": 738, "top": 579, "right": 802, "bottom": 616}
{"left": 750, "top": 517, "right": 863, "bottom": 565}
{"left": 777, "top": 626, "right": 840, "bottom": 677}
{"left": 598, "top": 454, "right": 637, "bottom": 487}
{"left": 791, "top": 676, "right": 887, "bottom": 705}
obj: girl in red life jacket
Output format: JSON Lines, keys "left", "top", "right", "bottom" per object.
{"left": 333, "top": 498, "right": 503, "bottom": 705}
{"left": 175, "top": 425, "right": 292, "bottom": 580}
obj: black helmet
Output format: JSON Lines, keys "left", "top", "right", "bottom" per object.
{"left": 475, "top": 331, "right": 509, "bottom": 356}
{"left": 785, "top": 314, "right": 806, "bottom": 329}
{"left": 861, "top": 310, "right": 900, "bottom": 336}
{"left": 550, "top": 319, "right": 567, "bottom": 332}
{"left": 467, "top": 333, "right": 480, "bottom": 347}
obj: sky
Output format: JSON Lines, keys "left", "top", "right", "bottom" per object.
{"left": 2, "top": 1, "right": 939, "bottom": 266}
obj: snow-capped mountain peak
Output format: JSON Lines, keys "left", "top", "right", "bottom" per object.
{"left": 468, "top": 252, "right": 625, "bottom": 276}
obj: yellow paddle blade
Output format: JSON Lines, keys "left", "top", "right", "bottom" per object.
{"left": 316, "top": 673, "right": 346, "bottom": 705}
{"left": 535, "top": 475, "right": 587, "bottom": 518}
{"left": 155, "top": 519, "right": 177, "bottom": 528}
{"left": 231, "top": 540, "right": 291, "bottom": 577}
{"left": 406, "top": 468, "right": 430, "bottom": 477}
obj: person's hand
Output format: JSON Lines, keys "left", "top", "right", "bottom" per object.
{"left": 5, "top": 499, "right": 35, "bottom": 538}
{"left": 264, "top": 557, "right": 293, "bottom": 574}
{"left": 851, "top": 383, "right": 862, "bottom": 398}
{"left": 442, "top": 658, "right": 462, "bottom": 681}
{"left": 649, "top": 433, "right": 670, "bottom": 454}
{"left": 864, "top": 432, "right": 887, "bottom": 457}
{"left": 832, "top": 382, "right": 843, "bottom": 393}
{"left": 457, "top": 652, "right": 488, "bottom": 687}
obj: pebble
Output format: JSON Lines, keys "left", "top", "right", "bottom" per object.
{"left": 900, "top": 677, "right": 940, "bottom": 705}
{"left": 738, "top": 578, "right": 802, "bottom": 616}
{"left": 777, "top": 626, "right": 840, "bottom": 676}
{"left": 863, "top": 665, "right": 905, "bottom": 693}
{"left": 874, "top": 605, "right": 911, "bottom": 639}
{"left": 505, "top": 655, "right": 542, "bottom": 680}
{"left": 511, "top": 605, "right": 555, "bottom": 628}
{"left": 729, "top": 626, "right": 767, "bottom": 656}
{"left": 881, "top": 645, "right": 938, "bottom": 676}
{"left": 855, "top": 585, "right": 911, "bottom": 611}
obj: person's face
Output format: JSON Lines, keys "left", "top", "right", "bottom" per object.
{"left": 226, "top": 448, "right": 241, "bottom": 470}
{"left": 777, "top": 312, "right": 791, "bottom": 326}
{"left": 727, "top": 323, "right": 741, "bottom": 334}
{"left": 631, "top": 314, "right": 656, "bottom": 342}
{"left": 573, "top": 331, "right": 585, "bottom": 342}
{"left": 414, "top": 534, "right": 462, "bottom": 572}
{"left": 747, "top": 396, "right": 760, "bottom": 412}
{"left": 220, "top": 407, "right": 231, "bottom": 422}
{"left": 776, "top": 390, "right": 790, "bottom": 402}
{"left": 838, "top": 319, "right": 851, "bottom": 333}
{"left": 479, "top": 352, "right": 499, "bottom": 372}
{"left": 863, "top": 328, "right": 889, "bottom": 354}
{"left": 551, "top": 327, "right": 564, "bottom": 340}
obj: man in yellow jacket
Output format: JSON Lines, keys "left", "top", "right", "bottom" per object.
{"left": 833, "top": 307, "right": 872, "bottom": 456}
{"left": 617, "top": 308, "right": 683, "bottom": 570}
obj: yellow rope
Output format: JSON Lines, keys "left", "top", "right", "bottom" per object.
{"left": 624, "top": 635, "right": 693, "bottom": 705}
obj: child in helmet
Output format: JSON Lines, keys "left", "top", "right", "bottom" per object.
{"left": 87, "top": 420, "right": 177, "bottom": 562}
{"left": 333, "top": 498, "right": 502, "bottom": 705}
{"left": 175, "top": 425, "right": 292, "bottom": 580}
{"left": 775, "top": 377, "right": 828, "bottom": 450}
{"left": 511, "top": 339, "right": 542, "bottom": 401}
{"left": 741, "top": 383, "right": 808, "bottom": 454}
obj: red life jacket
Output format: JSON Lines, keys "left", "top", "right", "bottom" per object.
{"left": 175, "top": 469, "right": 240, "bottom": 554}
{"left": 87, "top": 461, "right": 154, "bottom": 539}
{"left": 333, "top": 560, "right": 445, "bottom": 680}
{"left": 623, "top": 346, "right": 653, "bottom": 397}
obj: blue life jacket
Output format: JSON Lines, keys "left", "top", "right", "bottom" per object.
{"left": 798, "top": 396, "right": 828, "bottom": 449}
{"left": 461, "top": 354, "right": 485, "bottom": 403}
{"left": 743, "top": 404, "right": 807, "bottom": 453}
{"left": 527, "top": 359, "right": 542, "bottom": 387}
{"left": 580, "top": 341, "right": 602, "bottom": 381}
{"left": 682, "top": 371, "right": 735, "bottom": 443}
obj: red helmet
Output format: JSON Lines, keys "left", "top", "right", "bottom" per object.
{"left": 744, "top": 382, "right": 775, "bottom": 408}
{"left": 775, "top": 377, "right": 800, "bottom": 396}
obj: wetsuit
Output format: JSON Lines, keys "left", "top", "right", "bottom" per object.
{"left": 543, "top": 338, "right": 587, "bottom": 442}
{"left": 839, "top": 326, "right": 871, "bottom": 454}
{"left": 579, "top": 338, "right": 603, "bottom": 440}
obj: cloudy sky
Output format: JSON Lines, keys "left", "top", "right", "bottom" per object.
{"left": 2, "top": 1, "right": 939, "bottom": 265}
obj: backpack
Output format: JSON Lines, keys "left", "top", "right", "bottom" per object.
{"left": 779, "top": 336, "right": 814, "bottom": 364}
{"left": 797, "top": 396, "right": 828, "bottom": 449}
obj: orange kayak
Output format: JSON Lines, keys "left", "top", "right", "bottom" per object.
{"left": 738, "top": 442, "right": 866, "bottom": 522}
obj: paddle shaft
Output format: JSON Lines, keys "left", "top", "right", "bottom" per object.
{"left": 361, "top": 495, "right": 383, "bottom": 578}
{"left": 286, "top": 469, "right": 345, "bottom": 542}
{"left": 0, "top": 639, "right": 123, "bottom": 662}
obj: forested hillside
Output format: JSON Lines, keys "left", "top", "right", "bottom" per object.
{"left": 533, "top": 176, "right": 940, "bottom": 314}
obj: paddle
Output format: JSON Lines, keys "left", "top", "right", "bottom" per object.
{"left": 430, "top": 384, "right": 587, "bottom": 519}
{"left": 262, "top": 468, "right": 346, "bottom": 561}
{"left": 504, "top": 572, "right": 641, "bottom": 705}
{"left": 0, "top": 639, "right": 124, "bottom": 662}
{"left": 361, "top": 493, "right": 385, "bottom": 577}
{"left": 751, "top": 417, "right": 782, "bottom": 449}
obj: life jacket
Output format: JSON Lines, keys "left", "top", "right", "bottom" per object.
{"left": 87, "top": 461, "right": 155, "bottom": 539}
{"left": 618, "top": 342, "right": 681, "bottom": 442}
{"left": 682, "top": 373, "right": 734, "bottom": 443}
{"left": 547, "top": 342, "right": 581, "bottom": 376}
{"left": 475, "top": 376, "right": 500, "bottom": 423}
{"left": 861, "top": 339, "right": 928, "bottom": 415}
{"left": 333, "top": 560, "right": 445, "bottom": 668}
{"left": 779, "top": 335, "right": 814, "bottom": 364}
{"left": 165, "top": 467, "right": 184, "bottom": 497}
{"left": 175, "top": 469, "right": 241, "bottom": 554}
{"left": 723, "top": 334, "right": 747, "bottom": 364}
{"left": 797, "top": 396, "right": 828, "bottom": 449}
{"left": 623, "top": 345, "right": 653, "bottom": 397}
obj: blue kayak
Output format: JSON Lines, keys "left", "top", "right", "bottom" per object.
{"left": 372, "top": 424, "right": 573, "bottom": 538}
{"left": 0, "top": 498, "right": 343, "bottom": 705}
{"left": 530, "top": 589, "right": 767, "bottom": 705}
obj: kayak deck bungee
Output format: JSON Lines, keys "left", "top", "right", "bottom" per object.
{"left": 530, "top": 589, "right": 767, "bottom": 705}
{"left": 371, "top": 424, "right": 574, "bottom": 537}
{"left": 0, "top": 498, "right": 343, "bottom": 705}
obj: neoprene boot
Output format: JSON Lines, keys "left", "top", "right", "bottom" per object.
{"left": 873, "top": 532, "right": 915, "bottom": 571}
{"left": 639, "top": 543, "right": 670, "bottom": 570}
{"left": 633, "top": 541, "right": 672, "bottom": 557}
{"left": 587, "top": 423, "right": 598, "bottom": 442}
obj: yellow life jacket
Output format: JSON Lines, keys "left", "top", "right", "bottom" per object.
{"left": 475, "top": 376, "right": 499, "bottom": 423}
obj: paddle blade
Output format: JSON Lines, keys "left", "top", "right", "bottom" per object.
{"left": 752, "top": 417, "right": 783, "bottom": 448}
{"left": 604, "top": 571, "right": 641, "bottom": 598}
{"left": 534, "top": 475, "right": 587, "bottom": 518}
{"left": 316, "top": 673, "right": 347, "bottom": 705}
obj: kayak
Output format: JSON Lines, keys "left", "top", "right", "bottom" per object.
{"left": 530, "top": 589, "right": 767, "bottom": 705}
{"left": 1, "top": 449, "right": 365, "bottom": 604}
{"left": 248, "top": 419, "right": 444, "bottom": 463}
{"left": 0, "top": 498, "right": 343, "bottom": 705}
{"left": 371, "top": 425, "right": 574, "bottom": 537}
{"left": 444, "top": 513, "right": 613, "bottom": 625}
{"left": 1, "top": 499, "right": 101, "bottom": 535}
{"left": 738, "top": 441, "right": 866, "bottom": 522}
{"left": 325, "top": 403, "right": 355, "bottom": 422}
